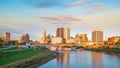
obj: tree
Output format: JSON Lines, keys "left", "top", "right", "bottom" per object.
{"left": 8, "top": 40, "right": 18, "bottom": 45}
{"left": 0, "top": 38, "right": 4, "bottom": 46}
{"left": 115, "top": 40, "right": 120, "bottom": 46}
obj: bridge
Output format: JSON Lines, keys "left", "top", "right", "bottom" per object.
{"left": 41, "top": 44, "right": 83, "bottom": 51}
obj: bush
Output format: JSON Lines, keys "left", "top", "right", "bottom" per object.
{"left": 62, "top": 46, "right": 71, "bottom": 48}
{"left": 76, "top": 46, "right": 84, "bottom": 49}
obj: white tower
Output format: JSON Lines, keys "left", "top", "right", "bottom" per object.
{"left": 64, "top": 27, "right": 70, "bottom": 40}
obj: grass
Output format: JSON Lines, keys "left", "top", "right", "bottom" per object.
{"left": 0, "top": 47, "right": 45, "bottom": 66}
{"left": 0, "top": 46, "right": 4, "bottom": 49}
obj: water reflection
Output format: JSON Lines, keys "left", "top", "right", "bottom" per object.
{"left": 39, "top": 51, "right": 120, "bottom": 68}
{"left": 57, "top": 51, "right": 69, "bottom": 68}
{"left": 92, "top": 52, "right": 102, "bottom": 68}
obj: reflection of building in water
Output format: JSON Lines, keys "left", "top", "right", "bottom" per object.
{"left": 56, "top": 52, "right": 69, "bottom": 68}
{"left": 57, "top": 55, "right": 63, "bottom": 64}
{"left": 92, "top": 52, "right": 102, "bottom": 68}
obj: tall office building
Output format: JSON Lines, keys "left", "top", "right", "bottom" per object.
{"left": 56, "top": 27, "right": 64, "bottom": 38}
{"left": 56, "top": 28, "right": 60, "bottom": 37}
{"left": 20, "top": 33, "right": 30, "bottom": 42}
{"left": 64, "top": 27, "right": 70, "bottom": 40}
{"left": 24, "top": 34, "right": 29, "bottom": 42}
{"left": 92, "top": 30, "right": 103, "bottom": 43}
{"left": 20, "top": 35, "right": 25, "bottom": 41}
{"left": 80, "top": 34, "right": 88, "bottom": 42}
{"left": 75, "top": 34, "right": 80, "bottom": 39}
{"left": 4, "top": 32, "right": 10, "bottom": 41}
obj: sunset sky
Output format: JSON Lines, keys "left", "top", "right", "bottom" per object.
{"left": 0, "top": 0, "right": 120, "bottom": 41}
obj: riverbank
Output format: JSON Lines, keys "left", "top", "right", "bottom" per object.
{"left": 0, "top": 48, "right": 59, "bottom": 68}
{"left": 84, "top": 48, "right": 120, "bottom": 55}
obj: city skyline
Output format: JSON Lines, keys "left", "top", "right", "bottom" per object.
{"left": 0, "top": 0, "right": 120, "bottom": 40}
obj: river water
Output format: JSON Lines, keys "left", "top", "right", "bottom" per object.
{"left": 38, "top": 50, "right": 120, "bottom": 68}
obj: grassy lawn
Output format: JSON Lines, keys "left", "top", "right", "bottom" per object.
{"left": 0, "top": 47, "right": 44, "bottom": 66}
{"left": 0, "top": 46, "right": 4, "bottom": 49}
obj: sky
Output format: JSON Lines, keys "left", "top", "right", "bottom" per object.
{"left": 0, "top": 0, "right": 120, "bottom": 41}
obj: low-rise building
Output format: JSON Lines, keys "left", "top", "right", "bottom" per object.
{"left": 52, "top": 37, "right": 63, "bottom": 44}
{"left": 66, "top": 39, "right": 74, "bottom": 44}
{"left": 108, "top": 36, "right": 120, "bottom": 44}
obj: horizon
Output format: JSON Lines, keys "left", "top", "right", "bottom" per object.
{"left": 0, "top": 0, "right": 120, "bottom": 41}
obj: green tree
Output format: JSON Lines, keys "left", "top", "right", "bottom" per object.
{"left": 115, "top": 40, "right": 120, "bottom": 46}
{"left": 8, "top": 40, "right": 18, "bottom": 45}
{"left": 0, "top": 38, "right": 4, "bottom": 46}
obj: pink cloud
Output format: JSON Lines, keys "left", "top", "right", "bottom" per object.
{"left": 40, "top": 15, "right": 81, "bottom": 21}
{"left": 86, "top": 2, "right": 104, "bottom": 13}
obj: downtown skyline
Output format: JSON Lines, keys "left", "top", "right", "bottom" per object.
{"left": 0, "top": 0, "right": 120, "bottom": 40}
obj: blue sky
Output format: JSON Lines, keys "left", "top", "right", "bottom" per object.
{"left": 0, "top": 0, "right": 120, "bottom": 41}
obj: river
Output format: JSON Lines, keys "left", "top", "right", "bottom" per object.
{"left": 38, "top": 50, "right": 120, "bottom": 68}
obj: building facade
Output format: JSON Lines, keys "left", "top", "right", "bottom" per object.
{"left": 80, "top": 34, "right": 88, "bottom": 42}
{"left": 40, "top": 29, "right": 47, "bottom": 44}
{"left": 92, "top": 30, "right": 103, "bottom": 44}
{"left": 56, "top": 27, "right": 64, "bottom": 38}
{"left": 4, "top": 32, "right": 10, "bottom": 42}
{"left": 52, "top": 37, "right": 63, "bottom": 44}
{"left": 108, "top": 36, "right": 120, "bottom": 44}
{"left": 20, "top": 33, "right": 30, "bottom": 43}
{"left": 64, "top": 27, "right": 70, "bottom": 40}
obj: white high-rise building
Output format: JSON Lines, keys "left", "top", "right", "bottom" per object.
{"left": 64, "top": 27, "right": 70, "bottom": 40}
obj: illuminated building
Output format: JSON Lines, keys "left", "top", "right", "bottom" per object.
{"left": 92, "top": 30, "right": 103, "bottom": 44}
{"left": 108, "top": 36, "right": 120, "bottom": 44}
{"left": 64, "top": 27, "right": 70, "bottom": 40}
{"left": 4, "top": 32, "right": 10, "bottom": 41}
{"left": 56, "top": 27, "right": 64, "bottom": 38}
{"left": 20, "top": 33, "right": 30, "bottom": 43}
{"left": 80, "top": 34, "right": 88, "bottom": 42}
{"left": 52, "top": 37, "right": 63, "bottom": 44}
{"left": 40, "top": 29, "right": 47, "bottom": 44}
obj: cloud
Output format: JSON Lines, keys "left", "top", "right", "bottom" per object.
{"left": 40, "top": 15, "right": 81, "bottom": 21}
{"left": 93, "top": 2, "right": 104, "bottom": 10}
{"left": 52, "top": 22, "right": 69, "bottom": 25}
{"left": 87, "top": 2, "right": 104, "bottom": 13}
{"left": 19, "top": 0, "right": 62, "bottom": 8}
{"left": 19, "top": 0, "right": 104, "bottom": 13}
{"left": 36, "top": 1, "right": 60, "bottom": 8}
{"left": 62, "top": 0, "right": 84, "bottom": 6}
{"left": 20, "top": 0, "right": 85, "bottom": 8}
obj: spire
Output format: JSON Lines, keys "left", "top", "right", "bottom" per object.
{"left": 42, "top": 29, "right": 46, "bottom": 38}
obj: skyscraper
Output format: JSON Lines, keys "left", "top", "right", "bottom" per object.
{"left": 56, "top": 28, "right": 60, "bottom": 37}
{"left": 56, "top": 27, "right": 64, "bottom": 38}
{"left": 64, "top": 27, "right": 70, "bottom": 40}
{"left": 20, "top": 33, "right": 30, "bottom": 42}
{"left": 25, "top": 34, "right": 29, "bottom": 42}
{"left": 92, "top": 30, "right": 103, "bottom": 43}
{"left": 80, "top": 34, "right": 88, "bottom": 42}
{"left": 75, "top": 34, "right": 80, "bottom": 39}
{"left": 4, "top": 32, "right": 10, "bottom": 41}
{"left": 20, "top": 35, "right": 25, "bottom": 41}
